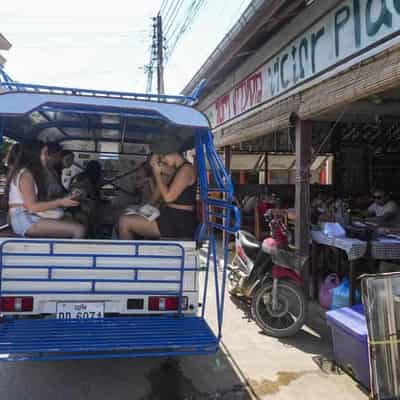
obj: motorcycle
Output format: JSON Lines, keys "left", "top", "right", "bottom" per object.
{"left": 227, "top": 210, "right": 307, "bottom": 337}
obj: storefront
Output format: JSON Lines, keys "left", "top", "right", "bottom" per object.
{"left": 184, "top": 3, "right": 400, "bottom": 389}
{"left": 184, "top": 0, "right": 400, "bottom": 256}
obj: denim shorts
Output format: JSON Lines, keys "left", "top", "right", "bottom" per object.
{"left": 10, "top": 208, "right": 40, "bottom": 237}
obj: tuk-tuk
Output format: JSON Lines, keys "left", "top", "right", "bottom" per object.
{"left": 0, "top": 78, "right": 240, "bottom": 361}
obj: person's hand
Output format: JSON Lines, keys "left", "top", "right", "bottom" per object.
{"left": 58, "top": 196, "right": 80, "bottom": 208}
{"left": 150, "top": 155, "right": 162, "bottom": 176}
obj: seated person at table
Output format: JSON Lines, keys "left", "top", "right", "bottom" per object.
{"left": 6, "top": 141, "right": 84, "bottom": 238}
{"left": 365, "top": 188, "right": 400, "bottom": 228}
{"left": 119, "top": 138, "right": 197, "bottom": 240}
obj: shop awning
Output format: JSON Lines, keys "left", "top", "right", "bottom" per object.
{"left": 228, "top": 153, "right": 329, "bottom": 171}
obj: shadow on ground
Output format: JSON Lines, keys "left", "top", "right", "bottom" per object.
{"left": 0, "top": 351, "right": 253, "bottom": 400}
{"left": 228, "top": 293, "right": 344, "bottom": 377}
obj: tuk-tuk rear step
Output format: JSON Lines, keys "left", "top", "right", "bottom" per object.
{"left": 0, "top": 316, "right": 218, "bottom": 361}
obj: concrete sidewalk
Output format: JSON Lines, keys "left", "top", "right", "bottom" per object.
{"left": 0, "top": 247, "right": 369, "bottom": 400}
{"left": 194, "top": 245, "right": 369, "bottom": 400}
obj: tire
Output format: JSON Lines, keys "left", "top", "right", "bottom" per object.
{"left": 251, "top": 279, "right": 307, "bottom": 338}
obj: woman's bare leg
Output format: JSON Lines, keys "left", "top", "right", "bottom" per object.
{"left": 118, "top": 215, "right": 160, "bottom": 240}
{"left": 26, "top": 219, "right": 86, "bottom": 239}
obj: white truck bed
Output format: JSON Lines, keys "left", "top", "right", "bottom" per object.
{"left": 0, "top": 238, "right": 199, "bottom": 315}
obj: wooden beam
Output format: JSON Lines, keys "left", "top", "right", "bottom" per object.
{"left": 264, "top": 152, "right": 269, "bottom": 185}
{"left": 295, "top": 118, "right": 311, "bottom": 259}
{"left": 223, "top": 145, "right": 231, "bottom": 173}
{"left": 239, "top": 171, "right": 246, "bottom": 184}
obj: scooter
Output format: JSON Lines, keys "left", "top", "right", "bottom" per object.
{"left": 227, "top": 210, "right": 307, "bottom": 337}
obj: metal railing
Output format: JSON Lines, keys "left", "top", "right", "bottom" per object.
{"left": 0, "top": 240, "right": 189, "bottom": 315}
{"left": 0, "top": 81, "right": 196, "bottom": 104}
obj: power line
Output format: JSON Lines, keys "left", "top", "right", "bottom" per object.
{"left": 144, "top": 0, "right": 207, "bottom": 90}
{"left": 165, "top": 0, "right": 207, "bottom": 61}
{"left": 159, "top": 0, "right": 170, "bottom": 14}
{"left": 163, "top": 0, "right": 186, "bottom": 36}
{"left": 161, "top": 0, "right": 176, "bottom": 24}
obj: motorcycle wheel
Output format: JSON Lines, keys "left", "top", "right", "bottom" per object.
{"left": 227, "top": 270, "right": 239, "bottom": 295}
{"left": 227, "top": 259, "right": 244, "bottom": 296}
{"left": 251, "top": 280, "right": 307, "bottom": 338}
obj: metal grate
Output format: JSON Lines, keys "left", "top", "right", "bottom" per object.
{"left": 0, "top": 316, "right": 218, "bottom": 361}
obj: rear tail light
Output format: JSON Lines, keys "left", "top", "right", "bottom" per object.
{"left": 0, "top": 297, "right": 33, "bottom": 312}
{"left": 148, "top": 296, "right": 188, "bottom": 311}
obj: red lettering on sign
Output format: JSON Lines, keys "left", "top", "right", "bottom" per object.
{"left": 214, "top": 70, "right": 263, "bottom": 125}
{"left": 216, "top": 94, "right": 231, "bottom": 125}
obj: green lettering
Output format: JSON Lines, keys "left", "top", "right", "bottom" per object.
{"left": 280, "top": 53, "right": 290, "bottom": 89}
{"left": 274, "top": 58, "right": 280, "bottom": 92}
{"left": 268, "top": 67, "right": 276, "bottom": 96}
{"left": 292, "top": 46, "right": 298, "bottom": 84}
{"left": 299, "top": 38, "right": 308, "bottom": 79}
{"left": 311, "top": 27, "right": 325, "bottom": 73}
{"left": 394, "top": 0, "right": 400, "bottom": 13}
{"left": 335, "top": 6, "right": 351, "bottom": 57}
{"left": 353, "top": 0, "right": 362, "bottom": 47}
{"left": 366, "top": 0, "right": 392, "bottom": 36}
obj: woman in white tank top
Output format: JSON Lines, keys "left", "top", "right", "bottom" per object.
{"left": 6, "top": 141, "right": 85, "bottom": 238}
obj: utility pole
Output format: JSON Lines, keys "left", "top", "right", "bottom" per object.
{"left": 145, "top": 19, "right": 158, "bottom": 94}
{"left": 156, "top": 14, "right": 165, "bottom": 95}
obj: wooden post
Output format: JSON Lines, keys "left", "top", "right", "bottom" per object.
{"left": 264, "top": 152, "right": 269, "bottom": 185}
{"left": 223, "top": 146, "right": 232, "bottom": 184}
{"left": 223, "top": 146, "right": 232, "bottom": 244}
{"left": 295, "top": 119, "right": 312, "bottom": 291}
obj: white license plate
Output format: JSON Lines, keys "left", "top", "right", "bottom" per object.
{"left": 56, "top": 302, "right": 104, "bottom": 320}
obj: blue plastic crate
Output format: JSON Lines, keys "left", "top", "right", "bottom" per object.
{"left": 326, "top": 304, "right": 370, "bottom": 389}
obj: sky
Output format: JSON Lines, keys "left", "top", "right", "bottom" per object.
{"left": 1, "top": 0, "right": 251, "bottom": 94}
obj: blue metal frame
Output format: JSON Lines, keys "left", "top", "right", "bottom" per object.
{"left": 0, "top": 66, "right": 13, "bottom": 89}
{"left": 0, "top": 240, "right": 187, "bottom": 301}
{"left": 0, "top": 81, "right": 196, "bottom": 104}
{"left": 0, "top": 77, "right": 240, "bottom": 361}
{"left": 195, "top": 128, "right": 240, "bottom": 340}
{"left": 0, "top": 316, "right": 218, "bottom": 361}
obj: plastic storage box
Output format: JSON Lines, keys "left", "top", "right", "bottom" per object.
{"left": 326, "top": 304, "right": 370, "bottom": 389}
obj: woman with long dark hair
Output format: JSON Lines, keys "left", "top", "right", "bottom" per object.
{"left": 118, "top": 138, "right": 197, "bottom": 239}
{"left": 6, "top": 141, "right": 85, "bottom": 238}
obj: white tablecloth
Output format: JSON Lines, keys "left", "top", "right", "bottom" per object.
{"left": 311, "top": 231, "right": 368, "bottom": 261}
{"left": 371, "top": 239, "right": 400, "bottom": 260}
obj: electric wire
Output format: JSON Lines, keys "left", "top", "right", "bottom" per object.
{"left": 165, "top": 0, "right": 207, "bottom": 61}
{"left": 163, "top": 0, "right": 186, "bottom": 36}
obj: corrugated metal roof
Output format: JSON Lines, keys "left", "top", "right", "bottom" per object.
{"left": 229, "top": 153, "right": 329, "bottom": 171}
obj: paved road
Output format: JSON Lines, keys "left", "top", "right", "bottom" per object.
{"left": 0, "top": 267, "right": 368, "bottom": 399}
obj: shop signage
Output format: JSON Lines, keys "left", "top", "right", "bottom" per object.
{"left": 206, "top": 0, "right": 400, "bottom": 127}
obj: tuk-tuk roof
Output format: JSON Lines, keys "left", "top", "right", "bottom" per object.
{"left": 0, "top": 82, "right": 210, "bottom": 151}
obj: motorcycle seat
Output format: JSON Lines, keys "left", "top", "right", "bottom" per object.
{"left": 238, "top": 231, "right": 260, "bottom": 250}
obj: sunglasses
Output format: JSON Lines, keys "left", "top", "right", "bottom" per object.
{"left": 374, "top": 195, "right": 383, "bottom": 200}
